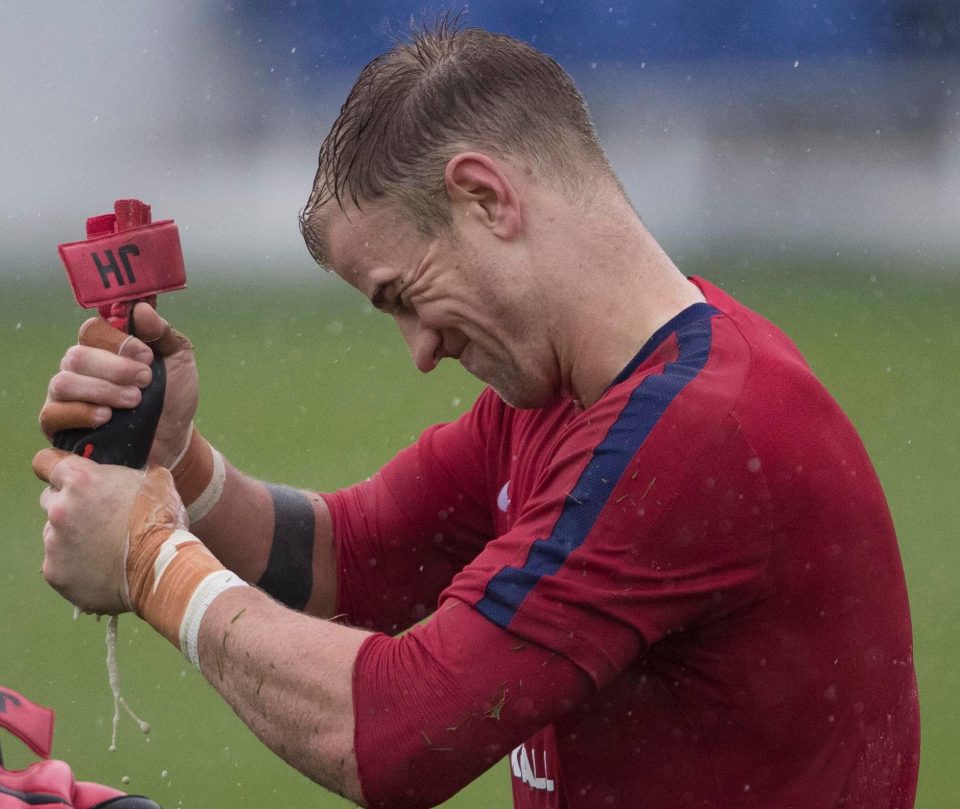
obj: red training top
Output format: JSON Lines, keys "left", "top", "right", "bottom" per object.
{"left": 325, "top": 278, "right": 919, "bottom": 809}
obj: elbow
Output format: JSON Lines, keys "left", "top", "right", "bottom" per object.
{"left": 358, "top": 745, "right": 504, "bottom": 809}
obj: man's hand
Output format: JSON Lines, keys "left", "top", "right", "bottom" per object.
{"left": 32, "top": 448, "right": 188, "bottom": 615}
{"left": 39, "top": 303, "right": 198, "bottom": 468}
{"left": 33, "top": 447, "right": 242, "bottom": 657}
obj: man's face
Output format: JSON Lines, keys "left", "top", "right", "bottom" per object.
{"left": 322, "top": 202, "right": 559, "bottom": 408}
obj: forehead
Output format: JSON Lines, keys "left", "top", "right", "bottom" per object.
{"left": 322, "top": 202, "right": 418, "bottom": 286}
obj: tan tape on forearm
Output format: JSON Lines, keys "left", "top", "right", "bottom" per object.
{"left": 126, "top": 467, "right": 245, "bottom": 665}
{"left": 129, "top": 529, "right": 225, "bottom": 646}
{"left": 129, "top": 528, "right": 246, "bottom": 666}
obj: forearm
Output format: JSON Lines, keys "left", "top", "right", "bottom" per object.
{"left": 195, "top": 590, "right": 591, "bottom": 809}
{"left": 196, "top": 586, "right": 368, "bottom": 804}
{"left": 40, "top": 448, "right": 589, "bottom": 809}
{"left": 174, "top": 427, "right": 337, "bottom": 617}
{"left": 186, "top": 459, "right": 272, "bottom": 581}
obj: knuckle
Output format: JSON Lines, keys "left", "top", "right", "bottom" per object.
{"left": 42, "top": 559, "right": 64, "bottom": 591}
{"left": 38, "top": 405, "right": 53, "bottom": 433}
{"left": 60, "top": 466, "right": 85, "bottom": 489}
{"left": 47, "top": 372, "right": 70, "bottom": 400}
{"left": 47, "top": 501, "right": 68, "bottom": 526}
{"left": 47, "top": 374, "right": 63, "bottom": 399}
{"left": 60, "top": 345, "right": 83, "bottom": 372}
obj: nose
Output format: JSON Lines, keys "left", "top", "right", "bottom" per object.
{"left": 395, "top": 313, "right": 443, "bottom": 374}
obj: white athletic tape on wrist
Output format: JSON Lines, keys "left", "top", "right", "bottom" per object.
{"left": 186, "top": 447, "right": 225, "bottom": 525}
{"left": 168, "top": 423, "right": 195, "bottom": 470}
{"left": 179, "top": 569, "right": 248, "bottom": 669}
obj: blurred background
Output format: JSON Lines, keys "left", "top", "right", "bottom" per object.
{"left": 1, "top": 2, "right": 958, "bottom": 808}
{"left": 2, "top": 0, "right": 959, "bottom": 272}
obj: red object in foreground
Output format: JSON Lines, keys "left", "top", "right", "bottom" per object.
{"left": 0, "top": 686, "right": 53, "bottom": 759}
{"left": 57, "top": 198, "right": 186, "bottom": 330}
{"left": 0, "top": 685, "right": 160, "bottom": 809}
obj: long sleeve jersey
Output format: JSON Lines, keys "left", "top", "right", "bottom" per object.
{"left": 325, "top": 277, "right": 919, "bottom": 809}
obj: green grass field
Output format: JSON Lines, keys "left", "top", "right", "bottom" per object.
{"left": 1, "top": 257, "right": 957, "bottom": 808}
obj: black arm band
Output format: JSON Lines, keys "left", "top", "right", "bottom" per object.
{"left": 257, "top": 485, "right": 315, "bottom": 610}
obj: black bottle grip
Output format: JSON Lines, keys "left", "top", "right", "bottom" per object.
{"left": 53, "top": 357, "right": 166, "bottom": 468}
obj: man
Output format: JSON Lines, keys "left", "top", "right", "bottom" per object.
{"left": 35, "top": 21, "right": 919, "bottom": 809}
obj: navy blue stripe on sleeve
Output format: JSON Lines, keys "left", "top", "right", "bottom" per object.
{"left": 475, "top": 306, "right": 719, "bottom": 629}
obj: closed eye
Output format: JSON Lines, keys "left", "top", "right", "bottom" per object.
{"left": 371, "top": 278, "right": 416, "bottom": 315}
{"left": 370, "top": 282, "right": 390, "bottom": 312}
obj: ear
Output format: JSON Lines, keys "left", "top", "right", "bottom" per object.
{"left": 444, "top": 152, "right": 522, "bottom": 240}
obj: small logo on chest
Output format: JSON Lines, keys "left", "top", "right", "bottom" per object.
{"left": 497, "top": 481, "right": 511, "bottom": 512}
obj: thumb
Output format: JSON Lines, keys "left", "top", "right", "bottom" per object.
{"left": 131, "top": 302, "right": 192, "bottom": 358}
{"left": 32, "top": 448, "right": 75, "bottom": 486}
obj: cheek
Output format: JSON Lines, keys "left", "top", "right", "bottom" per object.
{"left": 392, "top": 311, "right": 416, "bottom": 342}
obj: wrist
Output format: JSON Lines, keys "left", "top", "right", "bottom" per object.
{"left": 125, "top": 466, "right": 246, "bottom": 667}
{"left": 127, "top": 526, "right": 247, "bottom": 667}
{"left": 170, "top": 425, "right": 225, "bottom": 524}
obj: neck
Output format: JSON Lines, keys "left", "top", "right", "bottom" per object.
{"left": 544, "top": 196, "right": 705, "bottom": 408}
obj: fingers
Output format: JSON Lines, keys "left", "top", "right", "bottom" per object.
{"left": 60, "top": 341, "right": 152, "bottom": 386}
{"left": 131, "top": 302, "right": 192, "bottom": 358}
{"left": 77, "top": 308, "right": 193, "bottom": 362}
{"left": 33, "top": 449, "right": 141, "bottom": 616}
{"left": 41, "top": 341, "right": 155, "bottom": 440}
{"left": 77, "top": 317, "right": 151, "bottom": 363}
{"left": 32, "top": 448, "right": 75, "bottom": 486}
{"left": 42, "top": 357, "right": 146, "bottom": 438}
{"left": 67, "top": 308, "right": 191, "bottom": 390}
{"left": 41, "top": 308, "right": 193, "bottom": 446}
{"left": 39, "top": 400, "right": 108, "bottom": 439}
{"left": 39, "top": 486, "right": 54, "bottom": 510}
